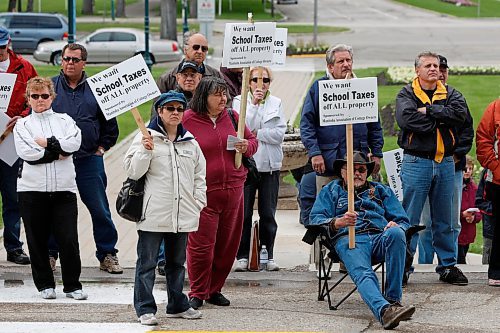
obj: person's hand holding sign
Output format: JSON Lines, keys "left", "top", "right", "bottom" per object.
{"left": 6, "top": 115, "right": 21, "bottom": 131}
{"left": 141, "top": 133, "right": 154, "bottom": 151}
{"left": 234, "top": 138, "right": 248, "bottom": 154}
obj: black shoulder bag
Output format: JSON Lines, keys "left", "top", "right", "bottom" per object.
{"left": 227, "top": 108, "right": 260, "bottom": 186}
{"left": 116, "top": 176, "right": 146, "bottom": 222}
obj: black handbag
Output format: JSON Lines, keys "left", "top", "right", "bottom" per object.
{"left": 227, "top": 108, "right": 261, "bottom": 186}
{"left": 116, "top": 176, "right": 146, "bottom": 222}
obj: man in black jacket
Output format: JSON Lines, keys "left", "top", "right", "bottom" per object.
{"left": 416, "top": 55, "right": 474, "bottom": 265}
{"left": 396, "top": 51, "right": 468, "bottom": 285}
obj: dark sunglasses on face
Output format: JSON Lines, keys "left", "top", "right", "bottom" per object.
{"left": 62, "top": 56, "right": 83, "bottom": 63}
{"left": 162, "top": 106, "right": 185, "bottom": 113}
{"left": 342, "top": 166, "right": 367, "bottom": 173}
{"left": 30, "top": 94, "right": 50, "bottom": 100}
{"left": 191, "top": 44, "right": 209, "bottom": 52}
{"left": 0, "top": 44, "right": 7, "bottom": 50}
{"left": 251, "top": 77, "right": 271, "bottom": 84}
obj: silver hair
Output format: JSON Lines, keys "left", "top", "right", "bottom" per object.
{"left": 326, "top": 44, "right": 353, "bottom": 65}
{"left": 414, "top": 51, "right": 439, "bottom": 68}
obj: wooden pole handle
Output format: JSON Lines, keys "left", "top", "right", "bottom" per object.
{"left": 131, "top": 107, "right": 149, "bottom": 137}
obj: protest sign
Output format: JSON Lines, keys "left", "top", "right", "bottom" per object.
{"left": 0, "top": 73, "right": 17, "bottom": 113}
{"left": 222, "top": 22, "right": 276, "bottom": 68}
{"left": 272, "top": 28, "right": 287, "bottom": 68}
{"left": 87, "top": 54, "right": 160, "bottom": 121}
{"left": 318, "top": 77, "right": 378, "bottom": 126}
{"left": 383, "top": 148, "right": 404, "bottom": 201}
{"left": 0, "top": 112, "right": 19, "bottom": 166}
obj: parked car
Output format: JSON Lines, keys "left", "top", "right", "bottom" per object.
{"left": 277, "top": 0, "right": 298, "bottom": 4}
{"left": 34, "top": 27, "right": 182, "bottom": 65}
{"left": 0, "top": 12, "right": 68, "bottom": 53}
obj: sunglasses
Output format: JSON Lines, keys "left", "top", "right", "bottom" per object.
{"left": 191, "top": 44, "right": 208, "bottom": 52}
{"left": 342, "top": 166, "right": 367, "bottom": 173}
{"left": 162, "top": 106, "right": 185, "bottom": 113}
{"left": 251, "top": 77, "right": 271, "bottom": 84}
{"left": 30, "top": 94, "right": 51, "bottom": 100}
{"left": 0, "top": 44, "right": 7, "bottom": 50}
{"left": 62, "top": 56, "right": 83, "bottom": 63}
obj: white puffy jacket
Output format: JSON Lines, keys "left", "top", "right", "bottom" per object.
{"left": 123, "top": 127, "right": 207, "bottom": 233}
{"left": 232, "top": 93, "right": 286, "bottom": 172}
{"left": 13, "top": 108, "right": 81, "bottom": 193}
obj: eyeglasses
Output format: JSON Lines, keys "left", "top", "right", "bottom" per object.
{"left": 180, "top": 72, "right": 198, "bottom": 79}
{"left": 30, "top": 94, "right": 51, "bottom": 100}
{"left": 251, "top": 77, "right": 271, "bottom": 84}
{"left": 342, "top": 166, "right": 367, "bottom": 173}
{"left": 162, "top": 106, "right": 185, "bottom": 113}
{"left": 62, "top": 56, "right": 83, "bottom": 63}
{"left": 0, "top": 44, "right": 7, "bottom": 50}
{"left": 191, "top": 44, "right": 208, "bottom": 52}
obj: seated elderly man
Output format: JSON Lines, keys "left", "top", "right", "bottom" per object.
{"left": 308, "top": 151, "right": 415, "bottom": 330}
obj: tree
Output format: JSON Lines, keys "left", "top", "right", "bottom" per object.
{"left": 26, "top": 0, "right": 33, "bottom": 12}
{"left": 160, "top": 0, "right": 177, "bottom": 41}
{"left": 116, "top": 0, "right": 126, "bottom": 17}
{"left": 82, "top": 0, "right": 94, "bottom": 15}
{"left": 7, "top": 0, "right": 16, "bottom": 12}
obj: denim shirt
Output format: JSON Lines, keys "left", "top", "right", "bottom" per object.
{"left": 308, "top": 179, "right": 410, "bottom": 243}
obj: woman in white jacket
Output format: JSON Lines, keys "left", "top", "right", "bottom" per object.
{"left": 124, "top": 91, "right": 207, "bottom": 325}
{"left": 232, "top": 67, "right": 287, "bottom": 272}
{"left": 13, "top": 77, "right": 85, "bottom": 300}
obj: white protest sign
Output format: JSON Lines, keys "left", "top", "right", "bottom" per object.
{"left": 318, "top": 77, "right": 378, "bottom": 126}
{"left": 272, "top": 28, "right": 287, "bottom": 68}
{"left": 198, "top": 0, "right": 215, "bottom": 22}
{"left": 0, "top": 73, "right": 17, "bottom": 113}
{"left": 383, "top": 148, "right": 404, "bottom": 201}
{"left": 87, "top": 55, "right": 160, "bottom": 120}
{"left": 222, "top": 22, "right": 276, "bottom": 68}
{"left": 0, "top": 112, "right": 19, "bottom": 166}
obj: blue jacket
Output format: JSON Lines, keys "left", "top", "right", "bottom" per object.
{"left": 308, "top": 179, "right": 410, "bottom": 243}
{"left": 300, "top": 75, "right": 384, "bottom": 176}
{"left": 52, "top": 71, "right": 119, "bottom": 159}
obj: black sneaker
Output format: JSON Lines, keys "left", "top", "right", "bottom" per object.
{"left": 189, "top": 297, "right": 203, "bottom": 310}
{"left": 7, "top": 249, "right": 30, "bottom": 265}
{"left": 157, "top": 261, "right": 166, "bottom": 276}
{"left": 381, "top": 303, "right": 416, "bottom": 330}
{"left": 206, "top": 292, "right": 230, "bottom": 306}
{"left": 439, "top": 266, "right": 468, "bottom": 285}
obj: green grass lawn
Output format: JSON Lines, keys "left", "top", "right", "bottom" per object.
{"left": 277, "top": 24, "right": 348, "bottom": 34}
{"left": 394, "top": 0, "right": 500, "bottom": 18}
{"left": 9, "top": 0, "right": 139, "bottom": 16}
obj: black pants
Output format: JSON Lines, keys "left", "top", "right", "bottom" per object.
{"left": 458, "top": 244, "right": 469, "bottom": 264}
{"left": 19, "top": 191, "right": 82, "bottom": 293}
{"left": 238, "top": 171, "right": 280, "bottom": 260}
{"left": 486, "top": 182, "right": 500, "bottom": 280}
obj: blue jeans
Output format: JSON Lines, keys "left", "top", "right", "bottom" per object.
{"left": 0, "top": 159, "right": 23, "bottom": 253}
{"left": 298, "top": 171, "right": 316, "bottom": 225}
{"left": 134, "top": 231, "right": 190, "bottom": 316}
{"left": 401, "top": 154, "right": 456, "bottom": 271}
{"left": 335, "top": 227, "right": 406, "bottom": 323}
{"left": 158, "top": 241, "right": 165, "bottom": 264}
{"left": 48, "top": 155, "right": 118, "bottom": 261}
{"left": 417, "top": 170, "right": 463, "bottom": 264}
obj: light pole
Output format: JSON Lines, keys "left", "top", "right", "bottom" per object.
{"left": 313, "top": 0, "right": 318, "bottom": 47}
{"left": 183, "top": 0, "right": 189, "bottom": 34}
{"left": 68, "top": 0, "right": 76, "bottom": 43}
{"left": 144, "top": 0, "right": 153, "bottom": 69}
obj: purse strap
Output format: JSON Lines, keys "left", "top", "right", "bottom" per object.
{"left": 227, "top": 107, "right": 238, "bottom": 132}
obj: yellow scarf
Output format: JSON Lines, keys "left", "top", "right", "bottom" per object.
{"left": 411, "top": 78, "right": 448, "bottom": 163}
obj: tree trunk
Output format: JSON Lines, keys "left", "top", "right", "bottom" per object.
{"left": 82, "top": 0, "right": 94, "bottom": 15}
{"left": 7, "top": 0, "right": 16, "bottom": 12}
{"left": 116, "top": 0, "right": 126, "bottom": 17}
{"left": 160, "top": 0, "right": 177, "bottom": 41}
{"left": 26, "top": 0, "right": 33, "bottom": 12}
{"left": 189, "top": 0, "right": 197, "bottom": 18}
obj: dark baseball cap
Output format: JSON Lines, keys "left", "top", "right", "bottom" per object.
{"left": 0, "top": 26, "right": 10, "bottom": 46}
{"left": 177, "top": 60, "right": 201, "bottom": 73}
{"left": 438, "top": 55, "right": 448, "bottom": 68}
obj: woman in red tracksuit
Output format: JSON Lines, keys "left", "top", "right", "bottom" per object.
{"left": 182, "top": 77, "right": 258, "bottom": 309}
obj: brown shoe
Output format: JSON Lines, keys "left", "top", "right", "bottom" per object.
{"left": 382, "top": 303, "right": 415, "bottom": 330}
{"left": 100, "top": 254, "right": 123, "bottom": 274}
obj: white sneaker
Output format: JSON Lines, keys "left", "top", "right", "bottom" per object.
{"left": 41, "top": 288, "right": 56, "bottom": 299}
{"left": 266, "top": 259, "right": 280, "bottom": 271}
{"left": 66, "top": 289, "right": 88, "bottom": 300}
{"left": 138, "top": 313, "right": 158, "bottom": 326}
{"left": 166, "top": 307, "right": 202, "bottom": 319}
{"left": 234, "top": 259, "right": 248, "bottom": 272}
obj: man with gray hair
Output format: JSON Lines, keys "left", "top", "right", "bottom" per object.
{"left": 396, "top": 51, "right": 468, "bottom": 285}
{"left": 157, "top": 32, "right": 222, "bottom": 94}
{"left": 300, "top": 44, "right": 384, "bottom": 272}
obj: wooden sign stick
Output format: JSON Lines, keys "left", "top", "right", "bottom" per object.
{"left": 0, "top": 128, "right": 12, "bottom": 145}
{"left": 234, "top": 12, "right": 254, "bottom": 168}
{"left": 131, "top": 107, "right": 150, "bottom": 137}
{"left": 345, "top": 72, "right": 356, "bottom": 249}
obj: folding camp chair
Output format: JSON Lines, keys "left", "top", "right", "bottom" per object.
{"left": 302, "top": 225, "right": 425, "bottom": 311}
